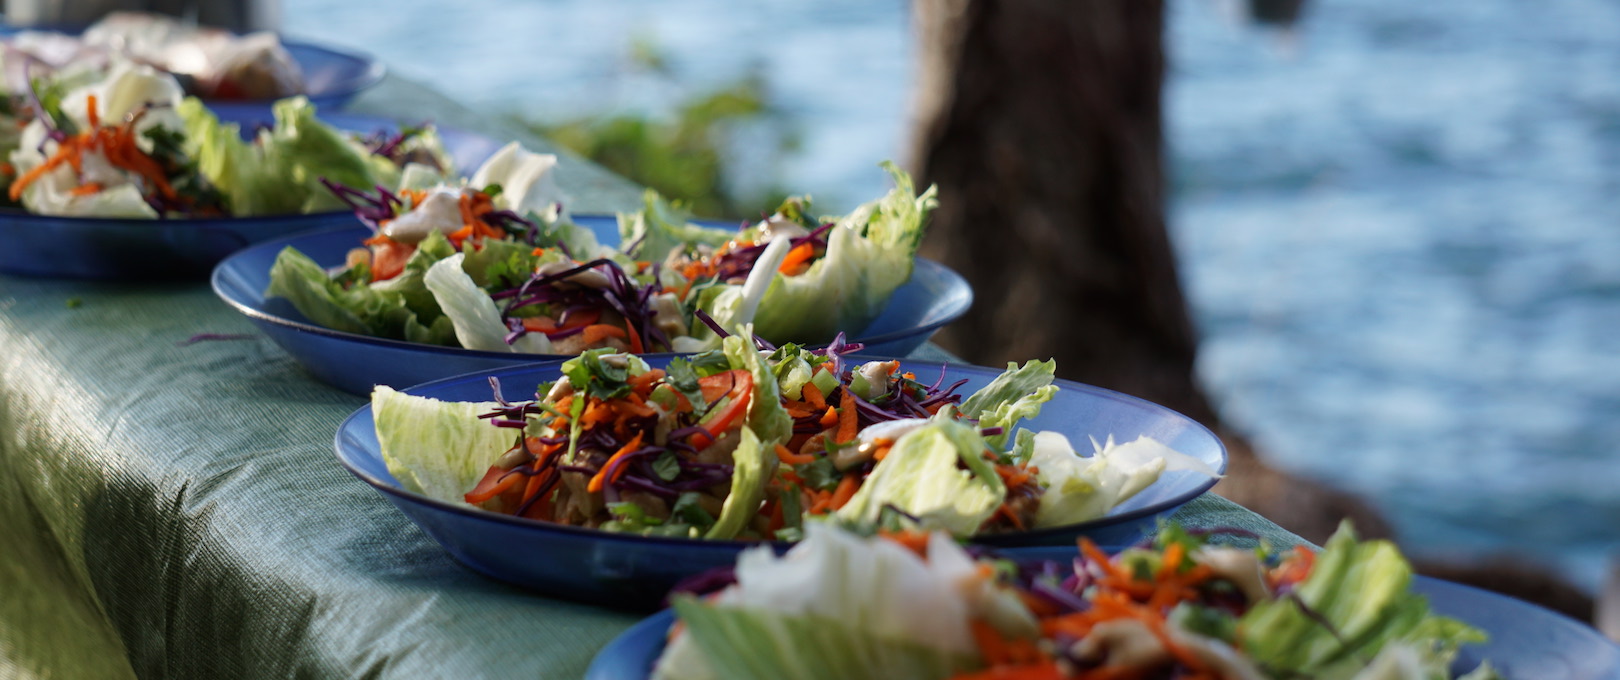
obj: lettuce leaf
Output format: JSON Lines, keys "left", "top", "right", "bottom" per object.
{"left": 722, "top": 332, "right": 792, "bottom": 446}
{"left": 422, "top": 253, "right": 553, "bottom": 353}
{"left": 264, "top": 245, "right": 457, "bottom": 345}
{"left": 652, "top": 526, "right": 982, "bottom": 680}
{"left": 833, "top": 418, "right": 1005, "bottom": 535}
{"left": 470, "top": 141, "right": 570, "bottom": 223}
{"left": 733, "top": 162, "right": 937, "bottom": 344}
{"left": 958, "top": 359, "right": 1058, "bottom": 453}
{"left": 694, "top": 333, "right": 793, "bottom": 539}
{"left": 371, "top": 386, "right": 509, "bottom": 502}
{"left": 181, "top": 96, "right": 391, "bottom": 216}
{"left": 1239, "top": 522, "right": 1489, "bottom": 679}
{"left": 1030, "top": 433, "right": 1219, "bottom": 528}
{"left": 704, "top": 428, "right": 769, "bottom": 540}
{"left": 617, "top": 190, "right": 733, "bottom": 265}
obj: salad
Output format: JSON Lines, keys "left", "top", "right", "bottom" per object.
{"left": 652, "top": 522, "right": 1502, "bottom": 680}
{"left": 263, "top": 161, "right": 936, "bottom": 356}
{"left": 3, "top": 60, "right": 448, "bottom": 218}
{"left": 370, "top": 337, "right": 1218, "bottom": 541}
{"left": 5, "top": 11, "right": 305, "bottom": 101}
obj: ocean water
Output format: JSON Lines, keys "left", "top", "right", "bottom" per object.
{"left": 284, "top": 0, "right": 1620, "bottom": 586}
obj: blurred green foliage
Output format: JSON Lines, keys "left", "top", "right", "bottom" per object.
{"left": 517, "top": 37, "right": 797, "bottom": 220}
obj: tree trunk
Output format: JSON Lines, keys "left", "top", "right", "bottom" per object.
{"left": 909, "top": 0, "right": 1215, "bottom": 425}
{"left": 908, "top": 0, "right": 1395, "bottom": 546}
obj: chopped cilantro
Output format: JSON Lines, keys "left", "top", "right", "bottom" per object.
{"left": 652, "top": 451, "right": 681, "bottom": 482}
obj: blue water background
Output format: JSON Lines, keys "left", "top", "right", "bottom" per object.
{"left": 284, "top": 0, "right": 1620, "bottom": 586}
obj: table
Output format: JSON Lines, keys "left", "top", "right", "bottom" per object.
{"left": 0, "top": 75, "right": 1305, "bottom": 679}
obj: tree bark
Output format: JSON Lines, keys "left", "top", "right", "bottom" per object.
{"left": 910, "top": 0, "right": 1215, "bottom": 425}
{"left": 908, "top": 0, "right": 1395, "bottom": 546}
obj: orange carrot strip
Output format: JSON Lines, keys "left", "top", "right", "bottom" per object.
{"left": 587, "top": 432, "right": 646, "bottom": 492}
{"left": 579, "top": 324, "right": 628, "bottom": 346}
{"left": 625, "top": 322, "right": 645, "bottom": 354}
{"left": 69, "top": 182, "right": 103, "bottom": 197}
{"left": 777, "top": 241, "right": 816, "bottom": 275}
{"left": 775, "top": 444, "right": 817, "bottom": 466}
{"left": 800, "top": 381, "right": 827, "bottom": 410}
{"left": 830, "top": 474, "right": 859, "bottom": 510}
{"left": 835, "top": 389, "right": 858, "bottom": 444}
{"left": 877, "top": 529, "right": 931, "bottom": 557}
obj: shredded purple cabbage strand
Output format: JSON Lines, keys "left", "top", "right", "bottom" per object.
{"left": 361, "top": 125, "right": 444, "bottom": 172}
{"left": 492, "top": 257, "right": 671, "bottom": 350}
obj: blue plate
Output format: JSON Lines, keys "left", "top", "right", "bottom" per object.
{"left": 332, "top": 358, "right": 1225, "bottom": 609}
{"left": 204, "top": 38, "right": 385, "bottom": 119}
{"left": 0, "top": 117, "right": 499, "bottom": 280}
{"left": 214, "top": 224, "right": 973, "bottom": 395}
{"left": 584, "top": 578, "right": 1620, "bottom": 679}
{"left": 0, "top": 25, "right": 384, "bottom": 116}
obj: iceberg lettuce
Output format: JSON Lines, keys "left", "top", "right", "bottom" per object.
{"left": 653, "top": 526, "right": 982, "bottom": 680}
{"left": 1239, "top": 522, "right": 1492, "bottom": 679}
{"left": 423, "top": 253, "right": 553, "bottom": 354}
{"left": 833, "top": 417, "right": 1005, "bottom": 535}
{"left": 705, "top": 163, "right": 937, "bottom": 344}
{"left": 958, "top": 359, "right": 1058, "bottom": 453}
{"left": 1030, "top": 433, "right": 1220, "bottom": 528}
{"left": 263, "top": 237, "right": 459, "bottom": 345}
{"left": 371, "top": 386, "right": 509, "bottom": 503}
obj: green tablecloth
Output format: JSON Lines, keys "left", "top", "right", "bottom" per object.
{"left": 0, "top": 75, "right": 1304, "bottom": 679}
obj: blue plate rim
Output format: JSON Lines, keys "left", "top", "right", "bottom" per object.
{"left": 279, "top": 36, "right": 388, "bottom": 105}
{"left": 212, "top": 223, "right": 975, "bottom": 360}
{"left": 330, "top": 357, "right": 1228, "bottom": 551}
{"left": 0, "top": 24, "right": 386, "bottom": 107}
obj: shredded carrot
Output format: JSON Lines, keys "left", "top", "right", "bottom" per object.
{"left": 765, "top": 497, "right": 785, "bottom": 532}
{"left": 581, "top": 400, "right": 616, "bottom": 428}
{"left": 777, "top": 241, "right": 817, "bottom": 275}
{"left": 625, "top": 322, "right": 645, "bottom": 353}
{"left": 871, "top": 441, "right": 893, "bottom": 461}
{"left": 628, "top": 368, "right": 666, "bottom": 395}
{"left": 587, "top": 431, "right": 646, "bottom": 493}
{"left": 782, "top": 401, "right": 818, "bottom": 418}
{"left": 877, "top": 529, "right": 931, "bottom": 557}
{"left": 68, "top": 182, "right": 103, "bottom": 197}
{"left": 996, "top": 465, "right": 1034, "bottom": 488}
{"left": 830, "top": 474, "right": 859, "bottom": 510}
{"left": 579, "top": 324, "right": 628, "bottom": 346}
{"left": 994, "top": 502, "right": 1027, "bottom": 531}
{"left": 835, "top": 389, "right": 858, "bottom": 444}
{"left": 800, "top": 381, "right": 827, "bottom": 410}
{"left": 971, "top": 620, "right": 1010, "bottom": 665}
{"left": 614, "top": 398, "right": 657, "bottom": 420}
{"left": 807, "top": 489, "right": 834, "bottom": 515}
{"left": 775, "top": 444, "right": 817, "bottom": 466}
{"left": 464, "top": 467, "right": 526, "bottom": 504}
{"left": 10, "top": 105, "right": 177, "bottom": 203}
{"left": 818, "top": 406, "right": 839, "bottom": 428}
{"left": 86, "top": 94, "right": 99, "bottom": 128}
